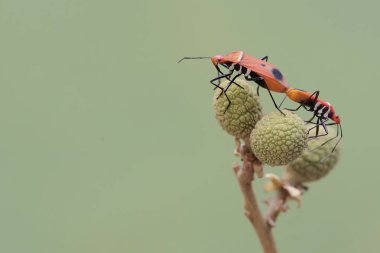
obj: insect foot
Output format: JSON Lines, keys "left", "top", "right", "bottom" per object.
{"left": 213, "top": 79, "right": 262, "bottom": 139}
{"left": 250, "top": 111, "right": 307, "bottom": 166}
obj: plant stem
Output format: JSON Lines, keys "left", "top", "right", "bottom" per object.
{"left": 233, "top": 138, "right": 278, "bottom": 253}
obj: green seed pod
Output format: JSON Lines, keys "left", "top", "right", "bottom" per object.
{"left": 284, "top": 127, "right": 341, "bottom": 184}
{"left": 250, "top": 111, "right": 307, "bottom": 166}
{"left": 213, "top": 79, "right": 262, "bottom": 139}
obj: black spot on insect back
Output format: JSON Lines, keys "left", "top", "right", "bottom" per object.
{"left": 272, "top": 68, "right": 283, "bottom": 81}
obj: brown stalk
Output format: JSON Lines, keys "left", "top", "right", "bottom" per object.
{"left": 233, "top": 137, "right": 278, "bottom": 253}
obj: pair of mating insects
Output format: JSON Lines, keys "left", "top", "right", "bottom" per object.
{"left": 178, "top": 50, "right": 342, "bottom": 153}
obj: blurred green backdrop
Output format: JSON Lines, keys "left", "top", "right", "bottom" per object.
{"left": 0, "top": 0, "right": 378, "bottom": 252}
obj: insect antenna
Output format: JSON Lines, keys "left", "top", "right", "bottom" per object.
{"left": 330, "top": 123, "right": 343, "bottom": 153}
{"left": 320, "top": 123, "right": 342, "bottom": 148}
{"left": 177, "top": 56, "right": 211, "bottom": 63}
{"left": 319, "top": 123, "right": 343, "bottom": 162}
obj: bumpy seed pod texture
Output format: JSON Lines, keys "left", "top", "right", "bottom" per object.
{"left": 250, "top": 111, "right": 307, "bottom": 166}
{"left": 213, "top": 79, "right": 262, "bottom": 139}
{"left": 284, "top": 127, "right": 341, "bottom": 184}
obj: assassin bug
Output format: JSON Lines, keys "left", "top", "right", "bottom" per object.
{"left": 285, "top": 88, "right": 342, "bottom": 154}
{"left": 178, "top": 51, "right": 290, "bottom": 113}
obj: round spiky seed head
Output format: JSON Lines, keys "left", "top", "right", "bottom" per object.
{"left": 284, "top": 127, "right": 341, "bottom": 184}
{"left": 213, "top": 79, "right": 262, "bottom": 139}
{"left": 250, "top": 111, "right": 307, "bottom": 166}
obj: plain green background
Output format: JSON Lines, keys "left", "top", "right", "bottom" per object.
{"left": 0, "top": 0, "right": 378, "bottom": 252}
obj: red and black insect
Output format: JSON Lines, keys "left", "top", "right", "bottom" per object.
{"left": 285, "top": 88, "right": 342, "bottom": 154}
{"left": 178, "top": 51, "right": 290, "bottom": 113}
{"left": 178, "top": 51, "right": 342, "bottom": 154}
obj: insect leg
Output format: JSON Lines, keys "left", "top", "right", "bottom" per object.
{"left": 285, "top": 103, "right": 303, "bottom": 112}
{"left": 320, "top": 123, "right": 342, "bottom": 151}
{"left": 266, "top": 88, "right": 286, "bottom": 115}
{"left": 246, "top": 75, "right": 285, "bottom": 114}
{"left": 213, "top": 65, "right": 226, "bottom": 86}
{"left": 219, "top": 74, "right": 242, "bottom": 113}
{"left": 331, "top": 124, "right": 343, "bottom": 153}
{"left": 210, "top": 73, "right": 232, "bottom": 92}
{"left": 260, "top": 89, "right": 285, "bottom": 115}
{"left": 213, "top": 74, "right": 243, "bottom": 113}
{"left": 320, "top": 124, "right": 343, "bottom": 162}
{"left": 216, "top": 70, "right": 221, "bottom": 86}
{"left": 278, "top": 94, "right": 288, "bottom": 108}
{"left": 245, "top": 76, "right": 263, "bottom": 95}
{"left": 223, "top": 74, "right": 242, "bottom": 94}
{"left": 309, "top": 118, "right": 320, "bottom": 138}
{"left": 261, "top": 56, "right": 269, "bottom": 62}
{"left": 307, "top": 118, "right": 329, "bottom": 139}
{"left": 304, "top": 114, "right": 317, "bottom": 125}
{"left": 321, "top": 120, "right": 328, "bottom": 134}
{"left": 307, "top": 119, "right": 333, "bottom": 158}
